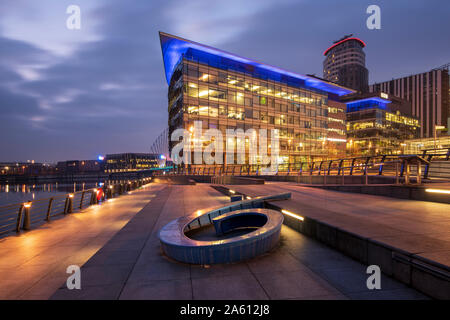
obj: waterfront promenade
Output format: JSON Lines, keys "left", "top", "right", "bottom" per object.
{"left": 0, "top": 182, "right": 435, "bottom": 299}
{"left": 0, "top": 183, "right": 165, "bottom": 299}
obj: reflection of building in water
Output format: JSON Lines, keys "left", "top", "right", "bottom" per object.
{"left": 160, "top": 32, "right": 355, "bottom": 171}
{"left": 340, "top": 92, "right": 420, "bottom": 156}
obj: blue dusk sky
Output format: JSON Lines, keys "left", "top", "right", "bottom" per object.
{"left": 0, "top": 0, "right": 449, "bottom": 162}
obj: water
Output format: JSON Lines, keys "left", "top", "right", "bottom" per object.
{"left": 0, "top": 182, "right": 103, "bottom": 207}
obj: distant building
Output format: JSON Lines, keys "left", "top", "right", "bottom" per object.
{"left": 104, "top": 153, "right": 162, "bottom": 172}
{"left": 323, "top": 35, "right": 369, "bottom": 93}
{"left": 0, "top": 162, "right": 54, "bottom": 175}
{"left": 56, "top": 160, "right": 101, "bottom": 174}
{"left": 370, "top": 67, "right": 449, "bottom": 138}
{"left": 340, "top": 92, "right": 419, "bottom": 156}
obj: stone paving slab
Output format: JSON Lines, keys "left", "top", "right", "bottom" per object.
{"left": 222, "top": 182, "right": 449, "bottom": 299}
{"left": 50, "top": 184, "right": 426, "bottom": 300}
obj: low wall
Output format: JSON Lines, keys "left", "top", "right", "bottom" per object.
{"left": 312, "top": 184, "right": 450, "bottom": 204}
{"left": 152, "top": 176, "right": 196, "bottom": 185}
{"left": 211, "top": 176, "right": 265, "bottom": 185}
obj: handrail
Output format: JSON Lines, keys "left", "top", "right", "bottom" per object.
{"left": 0, "top": 177, "right": 152, "bottom": 236}
{"left": 158, "top": 149, "right": 449, "bottom": 182}
{"left": 152, "top": 147, "right": 450, "bottom": 184}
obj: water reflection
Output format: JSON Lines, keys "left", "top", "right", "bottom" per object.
{"left": 0, "top": 182, "right": 103, "bottom": 206}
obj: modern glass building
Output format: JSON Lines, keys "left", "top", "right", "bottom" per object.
{"left": 340, "top": 93, "right": 420, "bottom": 156}
{"left": 370, "top": 67, "right": 449, "bottom": 138}
{"left": 159, "top": 32, "right": 354, "bottom": 171}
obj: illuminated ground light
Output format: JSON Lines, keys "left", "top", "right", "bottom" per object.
{"left": 425, "top": 188, "right": 450, "bottom": 195}
{"left": 281, "top": 209, "right": 304, "bottom": 221}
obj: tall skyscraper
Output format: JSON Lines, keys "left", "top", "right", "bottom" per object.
{"left": 323, "top": 35, "right": 369, "bottom": 93}
{"left": 370, "top": 66, "right": 449, "bottom": 138}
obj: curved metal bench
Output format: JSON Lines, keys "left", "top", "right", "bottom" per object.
{"left": 158, "top": 193, "right": 290, "bottom": 264}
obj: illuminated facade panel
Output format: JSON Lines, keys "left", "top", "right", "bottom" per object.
{"left": 344, "top": 95, "right": 420, "bottom": 156}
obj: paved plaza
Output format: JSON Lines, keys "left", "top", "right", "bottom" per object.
{"left": 0, "top": 183, "right": 435, "bottom": 299}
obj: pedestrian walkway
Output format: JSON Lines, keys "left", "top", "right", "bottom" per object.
{"left": 49, "top": 184, "right": 426, "bottom": 300}
{"left": 0, "top": 183, "right": 166, "bottom": 299}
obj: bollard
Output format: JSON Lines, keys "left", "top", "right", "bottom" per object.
{"left": 80, "top": 191, "right": 85, "bottom": 210}
{"left": 91, "top": 189, "right": 98, "bottom": 205}
{"left": 65, "top": 194, "right": 74, "bottom": 214}
{"left": 22, "top": 202, "right": 32, "bottom": 230}
{"left": 16, "top": 204, "right": 24, "bottom": 232}
{"left": 46, "top": 198, "right": 54, "bottom": 221}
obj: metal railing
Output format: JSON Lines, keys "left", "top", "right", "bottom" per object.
{"left": 156, "top": 147, "right": 450, "bottom": 182}
{"left": 0, "top": 178, "right": 152, "bottom": 237}
{"left": 421, "top": 148, "right": 450, "bottom": 179}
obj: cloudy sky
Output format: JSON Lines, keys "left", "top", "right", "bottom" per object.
{"left": 1, "top": 0, "right": 449, "bottom": 162}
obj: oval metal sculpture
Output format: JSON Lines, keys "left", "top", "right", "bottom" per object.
{"left": 159, "top": 193, "right": 290, "bottom": 264}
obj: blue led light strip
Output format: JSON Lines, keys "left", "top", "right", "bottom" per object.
{"left": 159, "top": 32, "right": 355, "bottom": 96}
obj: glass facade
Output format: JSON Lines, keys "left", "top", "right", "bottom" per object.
{"left": 161, "top": 32, "right": 355, "bottom": 171}
{"left": 346, "top": 108, "right": 419, "bottom": 156}
{"left": 326, "top": 100, "right": 347, "bottom": 158}
{"left": 169, "top": 58, "right": 337, "bottom": 170}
